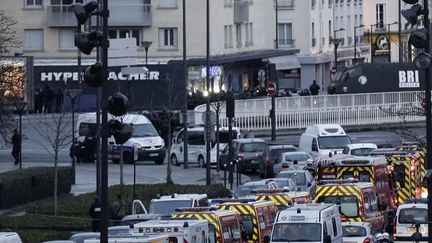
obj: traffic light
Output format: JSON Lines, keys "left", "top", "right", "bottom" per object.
{"left": 401, "top": 2, "right": 422, "bottom": 26}
{"left": 108, "top": 119, "right": 133, "bottom": 145}
{"left": 108, "top": 92, "right": 129, "bottom": 117}
{"left": 83, "top": 62, "right": 103, "bottom": 87}
{"left": 72, "top": 1, "right": 99, "bottom": 25}
{"left": 75, "top": 31, "right": 103, "bottom": 55}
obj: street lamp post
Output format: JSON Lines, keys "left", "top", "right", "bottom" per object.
{"left": 331, "top": 28, "right": 345, "bottom": 71}
{"left": 14, "top": 101, "right": 27, "bottom": 169}
{"left": 66, "top": 89, "right": 81, "bottom": 184}
{"left": 354, "top": 24, "right": 365, "bottom": 64}
{"left": 370, "top": 24, "right": 380, "bottom": 63}
{"left": 141, "top": 41, "right": 152, "bottom": 66}
{"left": 387, "top": 21, "right": 398, "bottom": 63}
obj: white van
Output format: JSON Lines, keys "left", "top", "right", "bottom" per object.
{"left": 298, "top": 124, "right": 351, "bottom": 158}
{"left": 393, "top": 199, "right": 428, "bottom": 242}
{"left": 170, "top": 126, "right": 241, "bottom": 167}
{"left": 270, "top": 204, "right": 343, "bottom": 243}
{"left": 0, "top": 232, "right": 22, "bottom": 243}
{"left": 76, "top": 113, "right": 165, "bottom": 164}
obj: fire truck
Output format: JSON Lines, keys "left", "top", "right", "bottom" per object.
{"left": 211, "top": 199, "right": 277, "bottom": 243}
{"left": 171, "top": 207, "right": 244, "bottom": 243}
{"left": 314, "top": 180, "right": 385, "bottom": 231}
{"left": 317, "top": 156, "right": 398, "bottom": 213}
{"left": 254, "top": 192, "right": 293, "bottom": 210}
{"left": 253, "top": 189, "right": 310, "bottom": 206}
{"left": 369, "top": 146, "right": 426, "bottom": 203}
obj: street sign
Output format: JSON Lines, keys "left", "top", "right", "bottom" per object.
{"left": 267, "top": 82, "right": 276, "bottom": 96}
{"left": 257, "top": 69, "right": 266, "bottom": 81}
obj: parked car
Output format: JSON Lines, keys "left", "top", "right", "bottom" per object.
{"left": 233, "top": 180, "right": 278, "bottom": 198}
{"left": 219, "top": 138, "right": 267, "bottom": 173}
{"left": 342, "top": 222, "right": 376, "bottom": 243}
{"left": 276, "top": 170, "right": 317, "bottom": 198}
{"left": 278, "top": 151, "right": 313, "bottom": 170}
{"left": 342, "top": 143, "right": 378, "bottom": 156}
{"left": 259, "top": 144, "right": 297, "bottom": 178}
{"left": 261, "top": 178, "right": 297, "bottom": 192}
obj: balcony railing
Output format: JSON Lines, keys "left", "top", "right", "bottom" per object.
{"left": 276, "top": 0, "right": 294, "bottom": 9}
{"left": 47, "top": 2, "right": 152, "bottom": 27}
{"left": 234, "top": 0, "right": 249, "bottom": 23}
{"left": 276, "top": 38, "right": 295, "bottom": 48}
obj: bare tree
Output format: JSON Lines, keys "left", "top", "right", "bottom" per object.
{"left": 379, "top": 92, "right": 426, "bottom": 146}
{"left": 0, "top": 10, "right": 21, "bottom": 53}
{"left": 29, "top": 111, "right": 72, "bottom": 215}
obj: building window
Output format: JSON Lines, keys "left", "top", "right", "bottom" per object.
{"left": 328, "top": 0, "right": 332, "bottom": 7}
{"left": 108, "top": 29, "right": 141, "bottom": 46}
{"left": 277, "top": 0, "right": 294, "bottom": 8}
{"left": 376, "top": 4, "right": 384, "bottom": 28}
{"left": 59, "top": 29, "right": 75, "bottom": 50}
{"left": 25, "top": 0, "right": 43, "bottom": 8}
{"left": 158, "top": 0, "right": 178, "bottom": 9}
{"left": 229, "top": 25, "right": 233, "bottom": 48}
{"left": 50, "top": 0, "right": 83, "bottom": 12}
{"left": 236, "top": 24, "right": 242, "bottom": 47}
{"left": 24, "top": 29, "right": 44, "bottom": 51}
{"left": 249, "top": 23, "right": 253, "bottom": 45}
{"left": 224, "top": 25, "right": 229, "bottom": 48}
{"left": 278, "top": 23, "right": 293, "bottom": 47}
{"left": 245, "top": 23, "right": 249, "bottom": 46}
{"left": 158, "top": 28, "right": 178, "bottom": 49}
{"left": 312, "top": 22, "right": 316, "bottom": 47}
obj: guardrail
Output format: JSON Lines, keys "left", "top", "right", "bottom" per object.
{"left": 194, "top": 91, "right": 424, "bottom": 130}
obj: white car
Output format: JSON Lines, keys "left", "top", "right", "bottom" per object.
{"left": 342, "top": 143, "right": 378, "bottom": 156}
{"left": 278, "top": 151, "right": 313, "bottom": 170}
{"left": 394, "top": 200, "right": 428, "bottom": 242}
{"left": 342, "top": 222, "right": 376, "bottom": 243}
{"left": 260, "top": 178, "right": 297, "bottom": 191}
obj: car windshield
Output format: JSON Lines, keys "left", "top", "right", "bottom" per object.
{"left": 149, "top": 200, "right": 192, "bottom": 215}
{"left": 272, "top": 223, "right": 321, "bottom": 242}
{"left": 317, "top": 196, "right": 359, "bottom": 217}
{"left": 318, "top": 136, "right": 351, "bottom": 149}
{"left": 399, "top": 208, "right": 428, "bottom": 224}
{"left": 277, "top": 172, "right": 306, "bottom": 186}
{"left": 285, "top": 153, "right": 311, "bottom": 161}
{"left": 234, "top": 185, "right": 267, "bottom": 198}
{"left": 133, "top": 124, "right": 159, "bottom": 137}
{"left": 270, "top": 148, "right": 296, "bottom": 160}
{"left": 342, "top": 226, "right": 367, "bottom": 237}
{"left": 351, "top": 148, "right": 376, "bottom": 156}
{"left": 240, "top": 142, "right": 266, "bottom": 152}
{"left": 240, "top": 214, "right": 254, "bottom": 238}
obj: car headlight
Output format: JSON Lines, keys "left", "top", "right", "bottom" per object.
{"left": 421, "top": 190, "right": 428, "bottom": 198}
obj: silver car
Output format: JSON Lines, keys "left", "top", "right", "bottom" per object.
{"left": 276, "top": 170, "right": 317, "bottom": 198}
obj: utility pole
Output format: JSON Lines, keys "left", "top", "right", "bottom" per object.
{"left": 205, "top": 0, "right": 211, "bottom": 185}
{"left": 182, "top": 0, "right": 189, "bottom": 169}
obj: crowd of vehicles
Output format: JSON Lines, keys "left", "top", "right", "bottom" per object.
{"left": 37, "top": 123, "right": 429, "bottom": 242}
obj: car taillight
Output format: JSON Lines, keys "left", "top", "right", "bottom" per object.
{"left": 266, "top": 159, "right": 273, "bottom": 165}
{"left": 363, "top": 238, "right": 371, "bottom": 243}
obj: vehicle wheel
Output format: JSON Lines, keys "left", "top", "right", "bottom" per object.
{"left": 154, "top": 159, "right": 164, "bottom": 165}
{"left": 123, "top": 152, "right": 134, "bottom": 164}
{"left": 198, "top": 155, "right": 205, "bottom": 168}
{"left": 171, "top": 155, "right": 180, "bottom": 166}
{"left": 112, "top": 159, "right": 120, "bottom": 164}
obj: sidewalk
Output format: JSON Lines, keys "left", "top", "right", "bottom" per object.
{"left": 0, "top": 162, "right": 251, "bottom": 195}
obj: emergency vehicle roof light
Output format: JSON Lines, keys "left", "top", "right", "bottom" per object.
{"left": 318, "top": 179, "right": 359, "bottom": 185}
{"left": 297, "top": 208, "right": 301, "bottom": 214}
{"left": 183, "top": 222, "right": 189, "bottom": 228}
{"left": 404, "top": 198, "right": 428, "bottom": 204}
{"left": 175, "top": 206, "right": 218, "bottom": 212}
{"left": 211, "top": 198, "right": 256, "bottom": 203}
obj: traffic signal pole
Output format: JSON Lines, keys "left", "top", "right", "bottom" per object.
{"left": 100, "top": 0, "right": 109, "bottom": 241}
{"left": 423, "top": 0, "right": 432, "bottom": 241}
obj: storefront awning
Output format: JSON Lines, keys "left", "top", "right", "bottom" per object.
{"left": 265, "top": 55, "right": 301, "bottom": 70}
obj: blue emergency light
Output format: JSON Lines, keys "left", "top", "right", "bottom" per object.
{"left": 404, "top": 198, "right": 428, "bottom": 204}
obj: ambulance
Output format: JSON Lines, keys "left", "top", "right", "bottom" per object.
{"left": 254, "top": 192, "right": 293, "bottom": 210}
{"left": 149, "top": 194, "right": 209, "bottom": 216}
{"left": 211, "top": 199, "right": 277, "bottom": 243}
{"left": 132, "top": 219, "right": 209, "bottom": 243}
{"left": 317, "top": 156, "right": 398, "bottom": 213}
{"left": 171, "top": 207, "right": 244, "bottom": 243}
{"left": 270, "top": 204, "right": 343, "bottom": 243}
{"left": 314, "top": 180, "right": 384, "bottom": 231}
{"left": 393, "top": 198, "right": 428, "bottom": 243}
{"left": 83, "top": 234, "right": 169, "bottom": 243}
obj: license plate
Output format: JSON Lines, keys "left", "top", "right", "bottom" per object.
{"left": 149, "top": 153, "right": 158, "bottom": 157}
{"left": 251, "top": 160, "right": 259, "bottom": 163}
{"left": 407, "top": 226, "right": 417, "bottom": 233}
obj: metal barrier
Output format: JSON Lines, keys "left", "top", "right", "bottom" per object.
{"left": 194, "top": 91, "right": 425, "bottom": 130}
